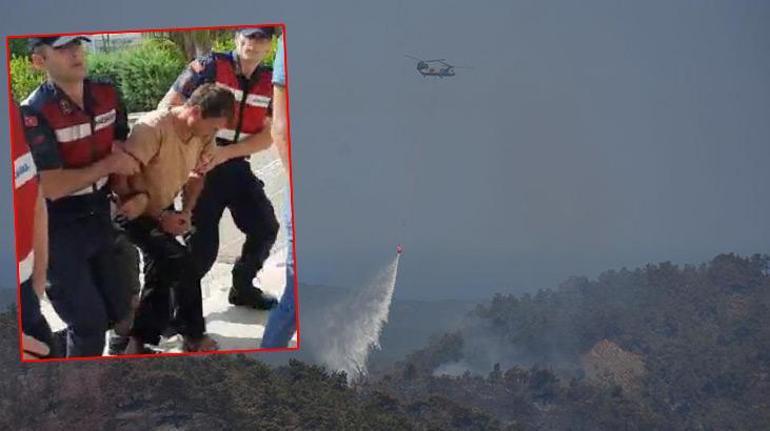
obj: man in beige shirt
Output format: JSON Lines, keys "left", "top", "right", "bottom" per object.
{"left": 113, "top": 83, "right": 235, "bottom": 353}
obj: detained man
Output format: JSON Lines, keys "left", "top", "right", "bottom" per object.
{"left": 113, "top": 83, "right": 235, "bottom": 354}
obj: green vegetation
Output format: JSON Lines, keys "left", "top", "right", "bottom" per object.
{"left": 8, "top": 55, "right": 45, "bottom": 102}
{"left": 376, "top": 253, "right": 770, "bottom": 429}
{"left": 89, "top": 38, "right": 186, "bottom": 112}
{"left": 2, "top": 252, "right": 765, "bottom": 429}
{"left": 0, "top": 307, "right": 500, "bottom": 430}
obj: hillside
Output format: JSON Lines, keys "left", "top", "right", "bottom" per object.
{"left": 370, "top": 253, "right": 770, "bottom": 429}
{"left": 2, "top": 253, "right": 768, "bottom": 430}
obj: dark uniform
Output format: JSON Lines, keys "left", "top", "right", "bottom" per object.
{"left": 21, "top": 79, "right": 132, "bottom": 357}
{"left": 171, "top": 50, "right": 279, "bottom": 309}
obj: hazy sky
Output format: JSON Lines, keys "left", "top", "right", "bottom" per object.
{"left": 2, "top": 0, "right": 769, "bottom": 300}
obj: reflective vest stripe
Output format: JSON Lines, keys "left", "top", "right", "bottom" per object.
{"left": 245, "top": 94, "right": 270, "bottom": 108}
{"left": 93, "top": 109, "right": 117, "bottom": 132}
{"left": 55, "top": 122, "right": 91, "bottom": 143}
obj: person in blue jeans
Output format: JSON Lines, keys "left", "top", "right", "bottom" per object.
{"left": 261, "top": 33, "right": 297, "bottom": 348}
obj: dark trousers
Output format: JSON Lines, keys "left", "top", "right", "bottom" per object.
{"left": 125, "top": 217, "right": 205, "bottom": 345}
{"left": 47, "top": 212, "right": 130, "bottom": 357}
{"left": 20, "top": 279, "right": 56, "bottom": 357}
{"left": 113, "top": 230, "right": 141, "bottom": 299}
{"left": 108, "top": 228, "right": 141, "bottom": 344}
{"left": 189, "top": 158, "right": 280, "bottom": 289}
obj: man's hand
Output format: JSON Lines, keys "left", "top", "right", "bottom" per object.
{"left": 22, "top": 333, "right": 50, "bottom": 359}
{"left": 194, "top": 152, "right": 214, "bottom": 175}
{"left": 195, "top": 147, "right": 230, "bottom": 175}
{"left": 119, "top": 193, "right": 149, "bottom": 220}
{"left": 104, "top": 147, "right": 140, "bottom": 176}
{"left": 159, "top": 210, "right": 192, "bottom": 236}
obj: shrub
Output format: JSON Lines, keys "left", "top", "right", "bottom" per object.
{"left": 8, "top": 39, "right": 29, "bottom": 58}
{"left": 9, "top": 55, "right": 45, "bottom": 102}
{"left": 212, "top": 35, "right": 235, "bottom": 54}
{"left": 88, "top": 49, "right": 124, "bottom": 89}
{"left": 117, "top": 38, "right": 186, "bottom": 112}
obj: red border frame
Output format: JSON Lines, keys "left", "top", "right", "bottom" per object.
{"left": 5, "top": 22, "right": 301, "bottom": 363}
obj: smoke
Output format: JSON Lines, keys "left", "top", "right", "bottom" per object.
{"left": 430, "top": 308, "right": 586, "bottom": 377}
{"left": 313, "top": 255, "right": 400, "bottom": 381}
{"left": 428, "top": 318, "right": 525, "bottom": 377}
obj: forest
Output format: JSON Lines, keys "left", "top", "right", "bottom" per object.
{"left": 1, "top": 253, "right": 767, "bottom": 430}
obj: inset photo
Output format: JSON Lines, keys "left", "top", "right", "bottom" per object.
{"left": 7, "top": 23, "right": 298, "bottom": 361}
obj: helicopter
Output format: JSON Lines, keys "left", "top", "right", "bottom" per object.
{"left": 404, "top": 55, "right": 471, "bottom": 78}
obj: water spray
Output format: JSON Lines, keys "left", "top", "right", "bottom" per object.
{"left": 315, "top": 248, "right": 402, "bottom": 382}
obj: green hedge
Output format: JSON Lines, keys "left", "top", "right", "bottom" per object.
{"left": 8, "top": 39, "right": 29, "bottom": 58}
{"left": 88, "top": 38, "right": 186, "bottom": 112}
{"left": 112, "top": 39, "right": 186, "bottom": 112}
{"left": 212, "top": 33, "right": 236, "bottom": 54}
{"left": 9, "top": 55, "right": 45, "bottom": 103}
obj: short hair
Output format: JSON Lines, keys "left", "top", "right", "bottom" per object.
{"left": 185, "top": 83, "right": 235, "bottom": 120}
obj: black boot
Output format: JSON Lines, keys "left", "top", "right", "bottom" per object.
{"left": 108, "top": 332, "right": 129, "bottom": 355}
{"left": 228, "top": 285, "right": 278, "bottom": 310}
{"left": 230, "top": 256, "right": 277, "bottom": 309}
